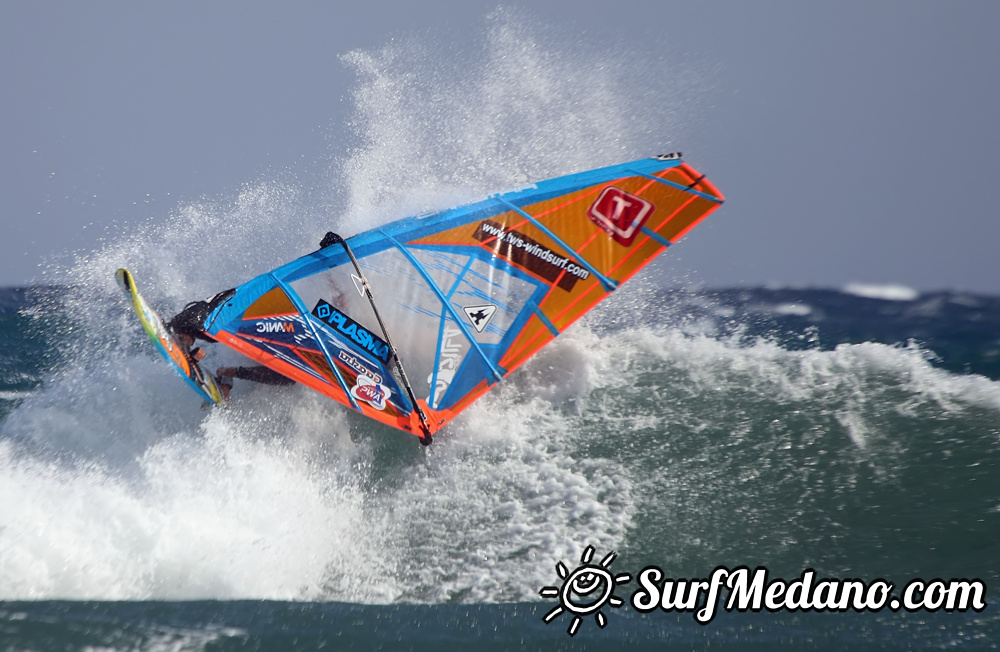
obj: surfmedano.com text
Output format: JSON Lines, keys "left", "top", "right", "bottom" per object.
{"left": 631, "top": 566, "right": 987, "bottom": 624}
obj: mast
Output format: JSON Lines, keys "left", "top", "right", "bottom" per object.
{"left": 322, "top": 232, "right": 434, "bottom": 445}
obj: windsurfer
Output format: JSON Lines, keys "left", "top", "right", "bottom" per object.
{"left": 167, "top": 288, "right": 235, "bottom": 346}
{"left": 167, "top": 288, "right": 294, "bottom": 400}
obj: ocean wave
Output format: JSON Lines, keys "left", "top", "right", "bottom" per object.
{"left": 2, "top": 314, "right": 998, "bottom": 601}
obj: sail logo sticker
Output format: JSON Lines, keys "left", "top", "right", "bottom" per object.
{"left": 429, "top": 323, "right": 465, "bottom": 405}
{"left": 312, "top": 299, "right": 391, "bottom": 363}
{"left": 463, "top": 304, "right": 497, "bottom": 333}
{"left": 256, "top": 321, "right": 295, "bottom": 333}
{"left": 350, "top": 374, "right": 390, "bottom": 410}
{"left": 587, "top": 187, "right": 654, "bottom": 247}
{"left": 473, "top": 220, "right": 589, "bottom": 291}
{"left": 338, "top": 350, "right": 383, "bottom": 384}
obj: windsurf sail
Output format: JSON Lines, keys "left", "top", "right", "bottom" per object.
{"left": 204, "top": 154, "right": 724, "bottom": 442}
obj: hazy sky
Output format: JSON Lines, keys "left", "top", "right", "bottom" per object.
{"left": 2, "top": 1, "right": 998, "bottom": 293}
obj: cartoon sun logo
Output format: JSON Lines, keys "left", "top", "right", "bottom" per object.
{"left": 539, "top": 545, "right": 632, "bottom": 636}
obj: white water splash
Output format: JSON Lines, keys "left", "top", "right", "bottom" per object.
{"left": 0, "top": 9, "right": 685, "bottom": 602}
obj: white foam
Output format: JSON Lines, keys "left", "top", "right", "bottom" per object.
{"left": 843, "top": 283, "right": 919, "bottom": 302}
{"left": 0, "top": 400, "right": 394, "bottom": 601}
{"left": 773, "top": 302, "right": 812, "bottom": 316}
{"left": 4, "top": 304, "right": 1000, "bottom": 601}
{"left": 0, "top": 348, "right": 639, "bottom": 601}
{"left": 366, "top": 397, "right": 634, "bottom": 602}
{"left": 0, "top": 391, "right": 33, "bottom": 401}
{"left": 835, "top": 410, "right": 869, "bottom": 449}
